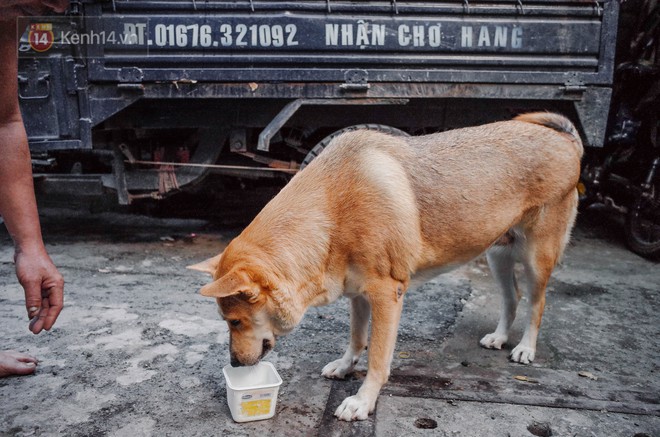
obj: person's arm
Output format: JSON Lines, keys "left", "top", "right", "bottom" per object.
{"left": 0, "top": 21, "right": 63, "bottom": 334}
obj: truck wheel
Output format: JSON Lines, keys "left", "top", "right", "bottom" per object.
{"left": 624, "top": 186, "right": 660, "bottom": 259}
{"left": 300, "top": 124, "right": 409, "bottom": 170}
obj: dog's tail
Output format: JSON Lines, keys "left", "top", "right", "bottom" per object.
{"left": 514, "top": 112, "right": 584, "bottom": 158}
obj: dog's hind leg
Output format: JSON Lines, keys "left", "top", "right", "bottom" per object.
{"left": 480, "top": 240, "right": 521, "bottom": 350}
{"left": 511, "top": 190, "right": 578, "bottom": 364}
{"left": 322, "top": 294, "right": 370, "bottom": 379}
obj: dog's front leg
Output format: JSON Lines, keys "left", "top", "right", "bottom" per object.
{"left": 334, "top": 280, "right": 404, "bottom": 421}
{"left": 322, "top": 295, "right": 370, "bottom": 379}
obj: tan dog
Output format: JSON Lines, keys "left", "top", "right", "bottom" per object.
{"left": 189, "top": 113, "right": 582, "bottom": 421}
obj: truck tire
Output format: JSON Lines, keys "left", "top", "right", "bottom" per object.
{"left": 300, "top": 124, "right": 409, "bottom": 170}
{"left": 624, "top": 187, "right": 660, "bottom": 259}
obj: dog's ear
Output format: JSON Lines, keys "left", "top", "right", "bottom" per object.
{"left": 199, "top": 269, "right": 260, "bottom": 302}
{"left": 187, "top": 253, "right": 223, "bottom": 276}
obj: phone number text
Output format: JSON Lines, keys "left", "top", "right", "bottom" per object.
{"left": 122, "top": 23, "right": 299, "bottom": 48}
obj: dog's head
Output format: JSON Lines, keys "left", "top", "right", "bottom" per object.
{"left": 188, "top": 250, "right": 291, "bottom": 367}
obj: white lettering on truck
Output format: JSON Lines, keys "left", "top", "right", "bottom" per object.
{"left": 460, "top": 25, "right": 523, "bottom": 48}
{"left": 325, "top": 22, "right": 386, "bottom": 47}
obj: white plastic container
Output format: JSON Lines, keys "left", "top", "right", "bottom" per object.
{"left": 222, "top": 361, "right": 283, "bottom": 422}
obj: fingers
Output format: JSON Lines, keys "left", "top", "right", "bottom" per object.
{"left": 26, "top": 282, "right": 64, "bottom": 335}
{"left": 15, "top": 250, "right": 65, "bottom": 334}
{"left": 29, "top": 286, "right": 64, "bottom": 334}
{"left": 24, "top": 279, "right": 45, "bottom": 333}
{"left": 29, "top": 298, "right": 49, "bottom": 334}
{"left": 24, "top": 280, "right": 43, "bottom": 319}
{"left": 41, "top": 282, "right": 64, "bottom": 332}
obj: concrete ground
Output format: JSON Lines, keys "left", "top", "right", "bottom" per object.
{"left": 0, "top": 205, "right": 658, "bottom": 437}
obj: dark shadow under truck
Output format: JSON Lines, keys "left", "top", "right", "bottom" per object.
{"left": 19, "top": 0, "right": 618, "bottom": 205}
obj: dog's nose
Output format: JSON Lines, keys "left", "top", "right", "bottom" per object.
{"left": 230, "top": 356, "right": 244, "bottom": 367}
{"left": 262, "top": 339, "right": 273, "bottom": 354}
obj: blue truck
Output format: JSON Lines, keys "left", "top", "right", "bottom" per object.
{"left": 19, "top": 0, "right": 619, "bottom": 204}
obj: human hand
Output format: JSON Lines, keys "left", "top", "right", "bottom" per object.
{"left": 14, "top": 246, "right": 64, "bottom": 334}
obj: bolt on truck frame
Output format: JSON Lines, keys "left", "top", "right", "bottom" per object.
{"left": 19, "top": 0, "right": 619, "bottom": 204}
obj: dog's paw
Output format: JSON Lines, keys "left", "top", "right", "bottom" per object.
{"left": 322, "top": 358, "right": 355, "bottom": 380}
{"left": 510, "top": 344, "right": 535, "bottom": 364}
{"left": 334, "top": 395, "right": 373, "bottom": 421}
{"left": 480, "top": 332, "right": 508, "bottom": 350}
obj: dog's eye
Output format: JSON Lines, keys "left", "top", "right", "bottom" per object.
{"left": 229, "top": 319, "right": 241, "bottom": 327}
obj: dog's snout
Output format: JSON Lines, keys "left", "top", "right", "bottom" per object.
{"left": 230, "top": 356, "right": 244, "bottom": 367}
